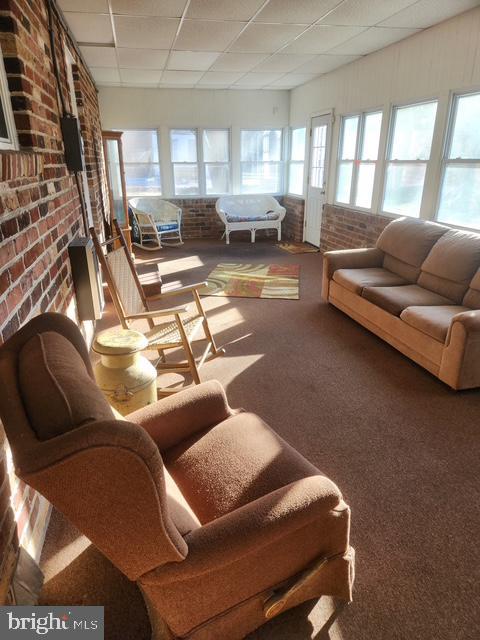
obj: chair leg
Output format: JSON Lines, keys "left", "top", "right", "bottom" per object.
{"left": 226, "top": 230, "right": 230, "bottom": 245}
{"left": 277, "top": 226, "right": 281, "bottom": 241}
{"left": 175, "top": 314, "right": 201, "bottom": 385}
{"left": 251, "top": 228, "right": 255, "bottom": 243}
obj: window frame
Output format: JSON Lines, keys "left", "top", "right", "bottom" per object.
{"left": 170, "top": 127, "right": 200, "bottom": 197}
{"left": 334, "top": 109, "right": 383, "bottom": 212}
{"left": 380, "top": 97, "right": 439, "bottom": 218}
{"left": 435, "top": 88, "right": 480, "bottom": 229}
{"left": 287, "top": 126, "right": 306, "bottom": 197}
{"left": 0, "top": 44, "right": 18, "bottom": 151}
{"left": 240, "top": 128, "right": 284, "bottom": 195}
{"left": 122, "top": 128, "right": 163, "bottom": 197}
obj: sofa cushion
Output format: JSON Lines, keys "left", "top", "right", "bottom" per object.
{"left": 376, "top": 217, "right": 448, "bottom": 280}
{"left": 19, "top": 332, "right": 114, "bottom": 441}
{"left": 400, "top": 305, "right": 471, "bottom": 343}
{"left": 418, "top": 229, "right": 480, "bottom": 303}
{"left": 362, "top": 284, "right": 454, "bottom": 317}
{"left": 333, "top": 267, "right": 408, "bottom": 295}
{"left": 463, "top": 268, "right": 480, "bottom": 309}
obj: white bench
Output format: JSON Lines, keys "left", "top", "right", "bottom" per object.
{"left": 216, "top": 195, "right": 286, "bottom": 244}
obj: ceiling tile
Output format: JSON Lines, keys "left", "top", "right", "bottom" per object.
{"left": 233, "top": 72, "right": 286, "bottom": 86}
{"left": 380, "top": 0, "right": 480, "bottom": 29}
{"left": 253, "top": 53, "right": 316, "bottom": 72}
{"left": 117, "top": 48, "right": 169, "bottom": 69}
{"left": 186, "top": 0, "right": 265, "bottom": 21}
{"left": 320, "top": 0, "right": 418, "bottom": 27}
{"left": 230, "top": 23, "right": 306, "bottom": 53}
{"left": 168, "top": 50, "right": 221, "bottom": 70}
{"left": 114, "top": 16, "right": 179, "bottom": 49}
{"left": 63, "top": 12, "right": 114, "bottom": 44}
{"left": 80, "top": 45, "right": 117, "bottom": 67}
{"left": 120, "top": 68, "right": 162, "bottom": 84}
{"left": 111, "top": 0, "right": 187, "bottom": 17}
{"left": 255, "top": 0, "right": 341, "bottom": 24}
{"left": 268, "top": 72, "right": 317, "bottom": 87}
{"left": 90, "top": 66, "right": 120, "bottom": 84}
{"left": 210, "top": 52, "right": 268, "bottom": 71}
{"left": 160, "top": 70, "right": 204, "bottom": 85}
{"left": 175, "top": 20, "right": 246, "bottom": 51}
{"left": 283, "top": 25, "right": 366, "bottom": 54}
{"left": 58, "top": 0, "right": 108, "bottom": 12}
{"left": 197, "top": 71, "right": 245, "bottom": 85}
{"left": 329, "top": 26, "right": 420, "bottom": 55}
{"left": 293, "top": 53, "right": 360, "bottom": 74}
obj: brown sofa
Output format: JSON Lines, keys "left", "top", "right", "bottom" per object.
{"left": 0, "top": 313, "right": 354, "bottom": 640}
{"left": 322, "top": 217, "right": 480, "bottom": 390}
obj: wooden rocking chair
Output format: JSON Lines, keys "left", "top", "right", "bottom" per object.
{"left": 90, "top": 220, "right": 224, "bottom": 393}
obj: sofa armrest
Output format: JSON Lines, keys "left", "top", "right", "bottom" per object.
{"left": 449, "top": 309, "right": 480, "bottom": 336}
{"left": 142, "top": 475, "right": 347, "bottom": 585}
{"left": 322, "top": 247, "right": 384, "bottom": 301}
{"left": 440, "top": 310, "right": 480, "bottom": 390}
{"left": 126, "top": 380, "right": 234, "bottom": 451}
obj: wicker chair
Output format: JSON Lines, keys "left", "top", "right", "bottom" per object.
{"left": 91, "top": 220, "right": 224, "bottom": 393}
{"left": 129, "top": 197, "right": 183, "bottom": 250}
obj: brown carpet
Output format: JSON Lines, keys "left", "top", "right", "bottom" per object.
{"left": 39, "top": 238, "right": 480, "bottom": 640}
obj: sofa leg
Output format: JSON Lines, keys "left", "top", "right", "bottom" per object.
{"left": 251, "top": 229, "right": 255, "bottom": 243}
{"left": 226, "top": 231, "right": 230, "bottom": 245}
{"left": 277, "top": 227, "right": 281, "bottom": 241}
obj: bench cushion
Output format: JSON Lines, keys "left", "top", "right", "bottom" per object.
{"left": 400, "top": 305, "right": 471, "bottom": 343}
{"left": 225, "top": 212, "right": 280, "bottom": 223}
{"left": 333, "top": 267, "right": 408, "bottom": 295}
{"left": 362, "top": 284, "right": 454, "bottom": 317}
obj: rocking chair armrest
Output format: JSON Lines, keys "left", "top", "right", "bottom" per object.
{"left": 146, "top": 282, "right": 208, "bottom": 301}
{"left": 125, "top": 304, "right": 189, "bottom": 320}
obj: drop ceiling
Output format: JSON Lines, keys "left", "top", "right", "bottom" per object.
{"left": 58, "top": 0, "right": 480, "bottom": 90}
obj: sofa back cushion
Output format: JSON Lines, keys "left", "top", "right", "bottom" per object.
{"left": 19, "top": 331, "right": 114, "bottom": 441}
{"left": 418, "top": 229, "right": 480, "bottom": 303}
{"left": 376, "top": 217, "right": 448, "bottom": 281}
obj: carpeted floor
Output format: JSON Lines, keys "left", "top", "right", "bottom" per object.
{"left": 39, "top": 238, "right": 480, "bottom": 640}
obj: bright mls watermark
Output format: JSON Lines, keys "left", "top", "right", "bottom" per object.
{"left": 0, "top": 607, "right": 104, "bottom": 639}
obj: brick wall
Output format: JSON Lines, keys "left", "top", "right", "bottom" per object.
{"left": 282, "top": 195, "right": 305, "bottom": 242}
{"left": 0, "top": 0, "right": 107, "bottom": 599}
{"left": 320, "top": 204, "right": 392, "bottom": 252}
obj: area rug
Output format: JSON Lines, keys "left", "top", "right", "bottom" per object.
{"left": 277, "top": 241, "right": 319, "bottom": 254}
{"left": 201, "top": 263, "right": 300, "bottom": 299}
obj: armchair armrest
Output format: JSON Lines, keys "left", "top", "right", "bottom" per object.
{"left": 126, "top": 380, "right": 234, "bottom": 451}
{"left": 125, "top": 304, "right": 189, "bottom": 320}
{"left": 323, "top": 247, "right": 384, "bottom": 279}
{"left": 146, "top": 282, "right": 207, "bottom": 302}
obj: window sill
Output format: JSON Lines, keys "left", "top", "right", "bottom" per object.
{"left": 0, "top": 150, "right": 43, "bottom": 182}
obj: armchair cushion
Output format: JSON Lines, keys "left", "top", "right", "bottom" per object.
{"left": 18, "top": 332, "right": 113, "bottom": 440}
{"left": 333, "top": 267, "right": 408, "bottom": 295}
{"left": 362, "top": 284, "right": 454, "bottom": 317}
{"left": 400, "top": 305, "right": 471, "bottom": 343}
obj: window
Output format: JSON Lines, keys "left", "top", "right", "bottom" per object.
{"left": 335, "top": 111, "right": 382, "bottom": 210}
{"left": 0, "top": 45, "right": 17, "bottom": 151}
{"left": 240, "top": 129, "right": 283, "bottom": 194}
{"left": 382, "top": 100, "right": 437, "bottom": 217}
{"left": 203, "top": 129, "right": 230, "bottom": 195}
{"left": 288, "top": 128, "right": 306, "bottom": 196}
{"left": 437, "top": 91, "right": 480, "bottom": 230}
{"left": 122, "top": 129, "right": 161, "bottom": 196}
{"left": 171, "top": 129, "right": 199, "bottom": 196}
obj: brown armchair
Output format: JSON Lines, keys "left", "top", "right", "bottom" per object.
{"left": 0, "top": 313, "right": 354, "bottom": 639}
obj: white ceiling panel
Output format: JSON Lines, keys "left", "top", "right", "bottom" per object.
{"left": 160, "top": 70, "right": 204, "bottom": 84}
{"left": 230, "top": 23, "right": 306, "bottom": 53}
{"left": 233, "top": 72, "right": 286, "bottom": 86}
{"left": 253, "top": 53, "right": 316, "bottom": 72}
{"left": 210, "top": 52, "right": 268, "bottom": 71}
{"left": 120, "top": 68, "right": 162, "bottom": 84}
{"left": 90, "top": 66, "right": 120, "bottom": 83}
{"left": 64, "top": 12, "right": 114, "bottom": 44}
{"left": 117, "top": 48, "right": 169, "bottom": 69}
{"left": 114, "top": 16, "right": 179, "bottom": 49}
{"left": 380, "top": 0, "right": 480, "bottom": 29}
{"left": 320, "top": 0, "right": 418, "bottom": 27}
{"left": 330, "top": 26, "right": 420, "bottom": 55}
{"left": 267, "top": 73, "right": 317, "bottom": 87}
{"left": 283, "top": 24, "right": 366, "bottom": 54}
{"left": 111, "top": 0, "right": 187, "bottom": 17}
{"left": 255, "top": 0, "right": 341, "bottom": 25}
{"left": 80, "top": 45, "right": 117, "bottom": 68}
{"left": 186, "top": 0, "right": 265, "bottom": 21}
{"left": 168, "top": 50, "right": 221, "bottom": 70}
{"left": 175, "top": 20, "right": 246, "bottom": 51}
{"left": 294, "top": 53, "right": 360, "bottom": 74}
{"left": 197, "top": 71, "right": 245, "bottom": 85}
{"left": 58, "top": 0, "right": 108, "bottom": 12}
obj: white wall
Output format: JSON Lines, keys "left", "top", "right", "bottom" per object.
{"left": 99, "top": 87, "right": 289, "bottom": 198}
{"left": 290, "top": 7, "right": 480, "bottom": 221}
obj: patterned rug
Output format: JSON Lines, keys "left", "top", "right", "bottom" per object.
{"left": 201, "top": 263, "right": 300, "bottom": 299}
{"left": 277, "top": 241, "right": 319, "bottom": 254}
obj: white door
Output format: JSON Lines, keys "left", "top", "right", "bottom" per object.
{"left": 304, "top": 114, "right": 332, "bottom": 246}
